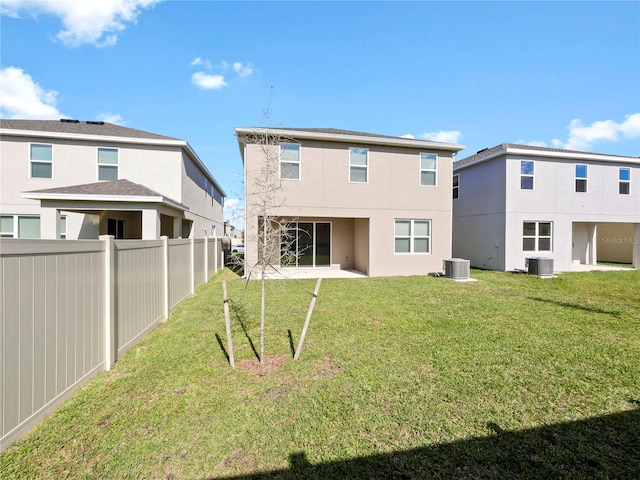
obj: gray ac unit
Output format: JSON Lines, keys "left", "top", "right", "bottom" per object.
{"left": 443, "top": 258, "right": 470, "bottom": 280}
{"left": 526, "top": 257, "right": 554, "bottom": 276}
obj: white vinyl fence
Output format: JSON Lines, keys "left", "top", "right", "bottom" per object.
{"left": 0, "top": 236, "right": 225, "bottom": 452}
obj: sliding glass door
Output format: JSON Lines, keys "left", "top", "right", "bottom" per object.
{"left": 282, "top": 222, "right": 331, "bottom": 267}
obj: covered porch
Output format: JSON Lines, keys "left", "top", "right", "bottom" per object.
{"left": 572, "top": 222, "right": 640, "bottom": 270}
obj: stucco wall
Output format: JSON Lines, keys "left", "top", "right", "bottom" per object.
{"left": 243, "top": 139, "right": 455, "bottom": 276}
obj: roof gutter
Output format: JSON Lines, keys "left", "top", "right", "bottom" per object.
{"left": 22, "top": 192, "right": 188, "bottom": 211}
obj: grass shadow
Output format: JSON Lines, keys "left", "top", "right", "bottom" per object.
{"left": 527, "top": 296, "right": 621, "bottom": 317}
{"left": 214, "top": 333, "right": 230, "bottom": 365}
{"left": 230, "top": 301, "right": 259, "bottom": 361}
{"left": 214, "top": 408, "right": 640, "bottom": 479}
{"left": 287, "top": 330, "right": 295, "bottom": 358}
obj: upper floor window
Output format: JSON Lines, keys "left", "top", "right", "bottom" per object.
{"left": 619, "top": 167, "right": 630, "bottom": 195}
{"left": 520, "top": 160, "right": 534, "bottom": 190}
{"left": 98, "top": 147, "right": 118, "bottom": 181}
{"left": 453, "top": 174, "right": 459, "bottom": 199}
{"left": 394, "top": 219, "right": 431, "bottom": 254}
{"left": 30, "top": 143, "right": 53, "bottom": 178}
{"left": 349, "top": 147, "right": 368, "bottom": 183}
{"left": 420, "top": 153, "right": 437, "bottom": 186}
{"left": 523, "top": 221, "right": 552, "bottom": 252}
{"left": 280, "top": 143, "right": 300, "bottom": 180}
{"left": 575, "top": 164, "right": 587, "bottom": 192}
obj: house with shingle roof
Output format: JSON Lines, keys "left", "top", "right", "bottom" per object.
{"left": 236, "top": 127, "right": 465, "bottom": 277}
{"left": 1, "top": 119, "right": 225, "bottom": 240}
{"left": 452, "top": 143, "right": 640, "bottom": 271}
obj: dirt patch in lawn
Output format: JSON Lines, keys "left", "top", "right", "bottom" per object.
{"left": 237, "top": 354, "right": 289, "bottom": 376}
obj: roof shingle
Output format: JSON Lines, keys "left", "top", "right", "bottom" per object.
{"left": 0, "top": 119, "right": 178, "bottom": 141}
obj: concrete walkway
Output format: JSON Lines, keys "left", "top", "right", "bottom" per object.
{"left": 570, "top": 263, "right": 634, "bottom": 272}
{"left": 257, "top": 267, "right": 368, "bottom": 280}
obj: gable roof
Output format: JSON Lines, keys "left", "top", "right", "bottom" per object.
{"left": 0, "top": 119, "right": 178, "bottom": 140}
{"left": 454, "top": 143, "right": 640, "bottom": 171}
{"left": 235, "top": 126, "right": 465, "bottom": 159}
{"left": 22, "top": 179, "right": 188, "bottom": 211}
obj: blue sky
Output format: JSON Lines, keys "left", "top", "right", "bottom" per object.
{"left": 1, "top": 1, "right": 639, "bottom": 224}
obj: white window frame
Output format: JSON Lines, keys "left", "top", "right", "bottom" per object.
{"left": 420, "top": 153, "right": 437, "bottom": 187}
{"left": 575, "top": 164, "right": 588, "bottom": 193}
{"left": 619, "top": 167, "right": 630, "bottom": 195}
{"left": 29, "top": 143, "right": 53, "bottom": 179}
{"left": 523, "top": 221, "right": 552, "bottom": 252}
{"left": 453, "top": 174, "right": 459, "bottom": 199}
{"left": 520, "top": 160, "right": 534, "bottom": 190}
{"left": 279, "top": 143, "right": 301, "bottom": 180}
{"left": 349, "top": 147, "right": 369, "bottom": 183}
{"left": 97, "top": 147, "right": 119, "bottom": 181}
{"left": 394, "top": 219, "right": 431, "bottom": 254}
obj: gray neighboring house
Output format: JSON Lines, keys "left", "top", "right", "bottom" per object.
{"left": 1, "top": 119, "right": 225, "bottom": 240}
{"left": 237, "top": 127, "right": 465, "bottom": 277}
{"left": 452, "top": 143, "right": 640, "bottom": 271}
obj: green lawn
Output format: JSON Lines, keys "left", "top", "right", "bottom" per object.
{"left": 2, "top": 269, "right": 639, "bottom": 479}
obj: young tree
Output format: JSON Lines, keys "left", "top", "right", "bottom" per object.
{"left": 235, "top": 126, "right": 302, "bottom": 364}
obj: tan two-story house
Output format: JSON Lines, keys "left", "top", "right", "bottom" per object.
{"left": 1, "top": 119, "right": 225, "bottom": 240}
{"left": 236, "top": 127, "right": 465, "bottom": 277}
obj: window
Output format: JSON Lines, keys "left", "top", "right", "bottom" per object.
{"left": 453, "top": 174, "right": 459, "bottom": 199}
{"left": 394, "top": 219, "right": 431, "bottom": 254}
{"left": 619, "top": 167, "right": 630, "bottom": 195}
{"left": 420, "top": 153, "right": 437, "bottom": 186}
{"left": 107, "top": 218, "right": 125, "bottom": 239}
{"left": 98, "top": 147, "right": 118, "bottom": 181}
{"left": 349, "top": 147, "right": 368, "bottom": 183}
{"left": 280, "top": 143, "right": 300, "bottom": 180}
{"left": 523, "top": 221, "right": 552, "bottom": 252}
{"left": 30, "top": 143, "right": 53, "bottom": 178}
{"left": 0, "top": 215, "right": 40, "bottom": 238}
{"left": 0, "top": 215, "right": 14, "bottom": 238}
{"left": 520, "top": 160, "right": 534, "bottom": 190}
{"left": 60, "top": 216, "right": 67, "bottom": 239}
{"left": 575, "top": 164, "right": 587, "bottom": 192}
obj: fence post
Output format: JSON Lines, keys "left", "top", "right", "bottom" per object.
{"left": 190, "top": 237, "right": 195, "bottom": 295}
{"left": 204, "top": 236, "right": 209, "bottom": 282}
{"left": 162, "top": 236, "right": 169, "bottom": 321}
{"left": 100, "top": 235, "right": 116, "bottom": 371}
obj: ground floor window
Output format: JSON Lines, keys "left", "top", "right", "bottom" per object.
{"left": 107, "top": 218, "right": 125, "bottom": 239}
{"left": 0, "top": 215, "right": 41, "bottom": 238}
{"left": 523, "top": 221, "right": 552, "bottom": 251}
{"left": 394, "top": 219, "right": 431, "bottom": 254}
{"left": 281, "top": 221, "right": 331, "bottom": 267}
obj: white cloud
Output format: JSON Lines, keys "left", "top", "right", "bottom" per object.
{"left": 0, "top": 66, "right": 65, "bottom": 119}
{"left": 420, "top": 130, "right": 462, "bottom": 144}
{"left": 224, "top": 198, "right": 244, "bottom": 223}
{"left": 1, "top": 0, "right": 161, "bottom": 47}
{"left": 191, "top": 72, "right": 227, "bottom": 90}
{"left": 97, "top": 112, "right": 124, "bottom": 124}
{"left": 400, "top": 134, "right": 415, "bottom": 139}
{"left": 515, "top": 139, "right": 548, "bottom": 148}
{"left": 564, "top": 114, "right": 640, "bottom": 151}
{"left": 233, "top": 62, "right": 254, "bottom": 78}
{"left": 190, "top": 56, "right": 212, "bottom": 70}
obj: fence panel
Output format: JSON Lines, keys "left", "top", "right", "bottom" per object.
{"left": 194, "top": 238, "right": 205, "bottom": 289}
{"left": 1, "top": 240, "right": 104, "bottom": 451}
{"left": 115, "top": 240, "right": 165, "bottom": 358}
{"left": 168, "top": 239, "right": 191, "bottom": 309}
